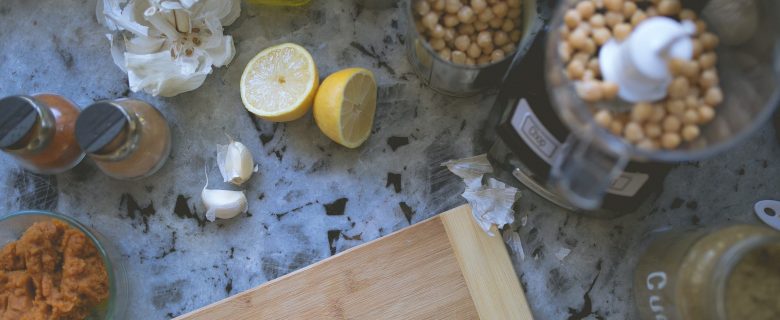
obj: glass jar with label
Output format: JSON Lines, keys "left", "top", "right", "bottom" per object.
{"left": 0, "top": 94, "right": 85, "bottom": 174}
{"left": 634, "top": 225, "right": 780, "bottom": 320}
{"left": 75, "top": 99, "right": 171, "bottom": 180}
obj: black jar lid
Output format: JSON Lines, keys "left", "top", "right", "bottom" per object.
{"left": 0, "top": 96, "right": 39, "bottom": 149}
{"left": 75, "top": 102, "right": 128, "bottom": 154}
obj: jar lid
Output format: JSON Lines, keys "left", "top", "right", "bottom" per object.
{"left": 0, "top": 96, "right": 39, "bottom": 149}
{"left": 75, "top": 102, "right": 128, "bottom": 154}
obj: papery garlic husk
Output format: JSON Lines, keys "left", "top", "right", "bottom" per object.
{"left": 216, "top": 138, "right": 256, "bottom": 186}
{"left": 202, "top": 188, "right": 247, "bottom": 221}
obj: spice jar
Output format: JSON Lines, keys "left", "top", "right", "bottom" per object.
{"left": 0, "top": 94, "right": 84, "bottom": 174}
{"left": 75, "top": 99, "right": 171, "bottom": 180}
{"left": 634, "top": 224, "right": 780, "bottom": 320}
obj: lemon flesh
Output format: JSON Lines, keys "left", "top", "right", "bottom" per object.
{"left": 314, "top": 68, "right": 377, "bottom": 148}
{"left": 241, "top": 43, "right": 318, "bottom": 122}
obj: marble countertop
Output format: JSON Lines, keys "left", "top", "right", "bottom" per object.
{"left": 1, "top": 0, "right": 779, "bottom": 319}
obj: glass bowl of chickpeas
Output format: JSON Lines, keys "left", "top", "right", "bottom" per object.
{"left": 545, "top": 0, "right": 780, "bottom": 160}
{"left": 405, "top": 0, "right": 536, "bottom": 96}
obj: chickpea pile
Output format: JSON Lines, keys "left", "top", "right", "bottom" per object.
{"left": 414, "top": 0, "right": 523, "bottom": 66}
{"left": 559, "top": 0, "right": 723, "bottom": 150}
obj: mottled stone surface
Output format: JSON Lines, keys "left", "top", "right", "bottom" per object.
{"left": 0, "top": 0, "right": 779, "bottom": 319}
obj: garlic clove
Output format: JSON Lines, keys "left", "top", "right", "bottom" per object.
{"left": 216, "top": 137, "right": 256, "bottom": 186}
{"left": 201, "top": 188, "right": 247, "bottom": 222}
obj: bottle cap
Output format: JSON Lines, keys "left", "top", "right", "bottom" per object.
{"left": 75, "top": 101, "right": 128, "bottom": 154}
{"left": 0, "top": 96, "right": 39, "bottom": 149}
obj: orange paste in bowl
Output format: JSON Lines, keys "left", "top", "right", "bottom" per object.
{"left": 0, "top": 220, "right": 109, "bottom": 319}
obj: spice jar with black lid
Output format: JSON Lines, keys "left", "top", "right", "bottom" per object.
{"left": 76, "top": 99, "right": 171, "bottom": 180}
{"left": 0, "top": 94, "right": 84, "bottom": 174}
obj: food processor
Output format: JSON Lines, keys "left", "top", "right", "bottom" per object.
{"left": 485, "top": 0, "right": 780, "bottom": 215}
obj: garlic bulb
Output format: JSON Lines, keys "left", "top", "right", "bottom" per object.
{"left": 201, "top": 166, "right": 247, "bottom": 222}
{"left": 216, "top": 137, "right": 257, "bottom": 186}
{"left": 96, "top": 0, "right": 240, "bottom": 97}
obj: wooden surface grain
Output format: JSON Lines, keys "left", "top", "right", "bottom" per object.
{"left": 176, "top": 205, "right": 530, "bottom": 320}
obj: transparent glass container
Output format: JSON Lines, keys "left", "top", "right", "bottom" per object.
{"left": 634, "top": 224, "right": 780, "bottom": 320}
{"left": 544, "top": 0, "right": 780, "bottom": 209}
{"left": 0, "top": 210, "right": 129, "bottom": 320}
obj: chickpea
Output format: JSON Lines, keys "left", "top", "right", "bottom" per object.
{"left": 494, "top": 31, "right": 510, "bottom": 46}
{"left": 493, "top": 2, "right": 509, "bottom": 18}
{"left": 622, "top": 1, "right": 637, "bottom": 17}
{"left": 471, "top": 0, "right": 487, "bottom": 13}
{"left": 662, "top": 115, "right": 682, "bottom": 132}
{"left": 682, "top": 109, "right": 699, "bottom": 125}
{"left": 454, "top": 35, "right": 471, "bottom": 51}
{"left": 445, "top": 0, "right": 462, "bottom": 13}
{"left": 569, "top": 29, "right": 588, "bottom": 50}
{"left": 593, "top": 27, "right": 611, "bottom": 45}
{"left": 422, "top": 12, "right": 439, "bottom": 30}
{"left": 564, "top": 9, "right": 581, "bottom": 29}
{"left": 613, "top": 23, "right": 632, "bottom": 41}
{"left": 682, "top": 61, "right": 700, "bottom": 79}
{"left": 699, "top": 69, "right": 718, "bottom": 89}
{"left": 646, "top": 7, "right": 658, "bottom": 17}
{"left": 650, "top": 105, "right": 667, "bottom": 122}
{"left": 600, "top": 82, "right": 618, "bottom": 100}
{"left": 474, "top": 21, "right": 489, "bottom": 31}
{"left": 588, "top": 58, "right": 601, "bottom": 76}
{"left": 430, "top": 24, "right": 446, "bottom": 38}
{"left": 559, "top": 25, "right": 570, "bottom": 39}
{"left": 668, "top": 77, "right": 689, "bottom": 99}
{"left": 476, "top": 30, "right": 492, "bottom": 48}
{"left": 698, "top": 105, "right": 715, "bottom": 123}
{"left": 466, "top": 57, "right": 476, "bottom": 65}
{"left": 594, "top": 110, "right": 613, "bottom": 127}
{"left": 668, "top": 59, "right": 685, "bottom": 76}
{"left": 609, "top": 121, "right": 625, "bottom": 136}
{"left": 576, "top": 1, "right": 596, "bottom": 19}
{"left": 502, "top": 43, "right": 516, "bottom": 54}
{"left": 507, "top": 0, "right": 520, "bottom": 8}
{"left": 458, "top": 23, "right": 475, "bottom": 35}
{"left": 444, "top": 28, "right": 457, "bottom": 42}
{"left": 416, "top": 0, "right": 431, "bottom": 16}
{"left": 679, "top": 9, "right": 696, "bottom": 21}
{"left": 666, "top": 99, "right": 685, "bottom": 115}
{"left": 576, "top": 80, "right": 604, "bottom": 102}
{"left": 661, "top": 133, "right": 681, "bottom": 149}
{"left": 645, "top": 123, "right": 662, "bottom": 139}
{"left": 443, "top": 14, "right": 460, "bottom": 27}
{"left": 433, "top": 0, "right": 445, "bottom": 11}
{"left": 575, "top": 22, "right": 592, "bottom": 36}
{"left": 630, "top": 103, "right": 653, "bottom": 122}
{"left": 593, "top": 0, "right": 605, "bottom": 9}
{"left": 430, "top": 38, "right": 446, "bottom": 50}
{"left": 695, "top": 19, "right": 706, "bottom": 35}
{"left": 700, "top": 32, "right": 719, "bottom": 51}
{"left": 485, "top": 17, "right": 499, "bottom": 28}
{"left": 478, "top": 8, "right": 495, "bottom": 22}
{"left": 605, "top": 11, "right": 624, "bottom": 28}
{"left": 604, "top": 0, "right": 623, "bottom": 12}
{"left": 482, "top": 42, "right": 495, "bottom": 54}
{"left": 557, "top": 42, "right": 572, "bottom": 62}
{"left": 583, "top": 69, "right": 596, "bottom": 81}
{"left": 589, "top": 14, "right": 605, "bottom": 28}
{"left": 477, "top": 55, "right": 492, "bottom": 65}
{"left": 658, "top": 0, "right": 681, "bottom": 16}
{"left": 457, "top": 6, "right": 476, "bottom": 23}
{"left": 491, "top": 49, "right": 506, "bottom": 62}
{"left": 684, "top": 95, "right": 698, "bottom": 109}
{"left": 508, "top": 8, "right": 521, "bottom": 19}
{"left": 501, "top": 19, "right": 515, "bottom": 32}
{"left": 572, "top": 52, "right": 590, "bottom": 66}
{"left": 467, "top": 43, "right": 482, "bottom": 58}
{"left": 704, "top": 87, "right": 723, "bottom": 106}
{"left": 451, "top": 50, "right": 467, "bottom": 64}
{"left": 698, "top": 51, "right": 717, "bottom": 69}
{"left": 624, "top": 122, "right": 645, "bottom": 142}
{"left": 681, "top": 125, "right": 700, "bottom": 141}
{"left": 567, "top": 60, "right": 586, "bottom": 79}
{"left": 439, "top": 48, "right": 452, "bottom": 61}
{"left": 510, "top": 29, "right": 522, "bottom": 42}
{"left": 630, "top": 11, "right": 646, "bottom": 26}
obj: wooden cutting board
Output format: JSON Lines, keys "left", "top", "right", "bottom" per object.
{"left": 176, "top": 205, "right": 533, "bottom": 320}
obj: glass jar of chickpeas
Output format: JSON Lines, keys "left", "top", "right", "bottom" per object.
{"left": 404, "top": 0, "right": 535, "bottom": 96}
{"left": 536, "top": 0, "right": 780, "bottom": 209}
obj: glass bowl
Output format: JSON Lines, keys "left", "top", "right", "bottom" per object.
{"left": 0, "top": 210, "right": 128, "bottom": 319}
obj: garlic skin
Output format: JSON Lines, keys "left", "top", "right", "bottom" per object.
{"left": 216, "top": 138, "right": 257, "bottom": 186}
{"left": 202, "top": 187, "right": 248, "bottom": 222}
{"left": 96, "top": 0, "right": 240, "bottom": 97}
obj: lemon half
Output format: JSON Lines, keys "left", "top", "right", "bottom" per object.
{"left": 313, "top": 68, "right": 377, "bottom": 148}
{"left": 240, "top": 43, "right": 319, "bottom": 122}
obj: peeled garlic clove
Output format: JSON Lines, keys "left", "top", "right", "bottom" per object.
{"left": 202, "top": 188, "right": 247, "bottom": 222}
{"left": 217, "top": 138, "right": 255, "bottom": 186}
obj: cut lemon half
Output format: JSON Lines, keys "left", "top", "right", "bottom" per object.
{"left": 240, "top": 43, "right": 319, "bottom": 122}
{"left": 313, "top": 68, "right": 377, "bottom": 148}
